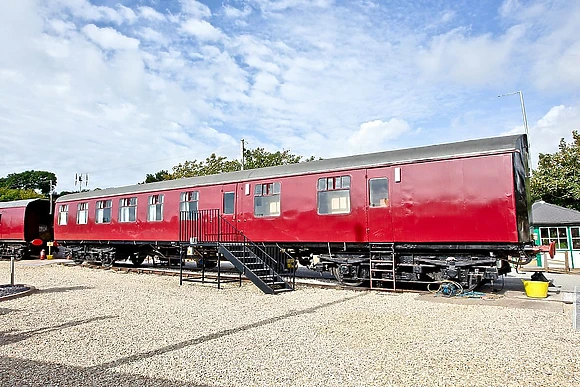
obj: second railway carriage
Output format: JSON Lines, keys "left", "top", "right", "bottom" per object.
{"left": 0, "top": 199, "right": 53, "bottom": 259}
{"left": 54, "top": 134, "right": 534, "bottom": 288}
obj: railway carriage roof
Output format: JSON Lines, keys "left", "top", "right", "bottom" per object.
{"left": 0, "top": 199, "right": 46, "bottom": 209}
{"left": 57, "top": 134, "right": 526, "bottom": 202}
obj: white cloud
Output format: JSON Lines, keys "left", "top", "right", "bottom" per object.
{"left": 137, "top": 27, "right": 170, "bottom": 45}
{"left": 531, "top": 105, "right": 580, "bottom": 160}
{"left": 253, "top": 0, "right": 334, "bottom": 12}
{"left": 117, "top": 5, "right": 137, "bottom": 24}
{"left": 138, "top": 6, "right": 166, "bottom": 22}
{"left": 48, "top": 19, "right": 76, "bottom": 35}
{"left": 2, "top": 0, "right": 580, "bottom": 192}
{"left": 417, "top": 25, "right": 526, "bottom": 86}
{"left": 252, "top": 73, "right": 279, "bottom": 93}
{"left": 348, "top": 119, "right": 412, "bottom": 153}
{"left": 440, "top": 10, "right": 455, "bottom": 24}
{"left": 180, "top": 19, "right": 224, "bottom": 41}
{"left": 502, "top": 104, "right": 580, "bottom": 167}
{"left": 53, "top": 0, "right": 133, "bottom": 24}
{"left": 82, "top": 24, "right": 140, "bottom": 50}
{"left": 179, "top": 0, "right": 212, "bottom": 18}
{"left": 222, "top": 5, "right": 252, "bottom": 18}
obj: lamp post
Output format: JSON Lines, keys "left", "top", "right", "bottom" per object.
{"left": 498, "top": 90, "right": 532, "bottom": 167}
{"left": 498, "top": 90, "right": 530, "bottom": 141}
{"left": 499, "top": 90, "right": 533, "bottom": 227}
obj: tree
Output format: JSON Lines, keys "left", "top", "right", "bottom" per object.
{"left": 0, "top": 187, "right": 44, "bottom": 202}
{"left": 143, "top": 147, "right": 317, "bottom": 182}
{"left": 530, "top": 131, "right": 580, "bottom": 211}
{"left": 143, "top": 170, "right": 172, "bottom": 183}
{"left": 172, "top": 154, "right": 240, "bottom": 179}
{"left": 0, "top": 170, "right": 57, "bottom": 195}
{"left": 242, "top": 148, "right": 304, "bottom": 169}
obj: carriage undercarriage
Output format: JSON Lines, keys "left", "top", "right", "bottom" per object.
{"left": 63, "top": 239, "right": 532, "bottom": 291}
{"left": 305, "top": 242, "right": 532, "bottom": 289}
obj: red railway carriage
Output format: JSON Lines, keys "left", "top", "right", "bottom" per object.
{"left": 0, "top": 199, "right": 53, "bottom": 259}
{"left": 54, "top": 134, "right": 534, "bottom": 288}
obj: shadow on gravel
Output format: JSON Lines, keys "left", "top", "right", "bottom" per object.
{"left": 0, "top": 308, "right": 17, "bottom": 316}
{"left": 38, "top": 286, "right": 93, "bottom": 294}
{"left": 92, "top": 292, "right": 368, "bottom": 371}
{"left": 0, "top": 356, "right": 212, "bottom": 387}
{"left": 0, "top": 315, "right": 117, "bottom": 346}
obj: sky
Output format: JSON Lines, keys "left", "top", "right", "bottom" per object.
{"left": 1, "top": 0, "right": 579, "bottom": 192}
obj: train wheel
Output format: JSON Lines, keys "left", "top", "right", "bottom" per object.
{"left": 130, "top": 253, "right": 146, "bottom": 267}
{"left": 330, "top": 267, "right": 364, "bottom": 287}
{"left": 101, "top": 255, "right": 114, "bottom": 268}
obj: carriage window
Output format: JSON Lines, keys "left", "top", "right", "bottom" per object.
{"left": 223, "top": 192, "right": 235, "bottom": 215}
{"left": 180, "top": 191, "right": 199, "bottom": 212}
{"left": 76, "top": 202, "right": 88, "bottom": 224}
{"left": 317, "top": 176, "right": 351, "bottom": 215}
{"left": 254, "top": 182, "right": 281, "bottom": 217}
{"left": 119, "top": 197, "right": 137, "bottom": 222}
{"left": 95, "top": 200, "right": 112, "bottom": 224}
{"left": 369, "top": 178, "right": 389, "bottom": 207}
{"left": 148, "top": 194, "right": 164, "bottom": 221}
{"left": 58, "top": 204, "right": 69, "bottom": 225}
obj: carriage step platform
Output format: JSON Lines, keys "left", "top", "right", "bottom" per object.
{"left": 369, "top": 243, "right": 396, "bottom": 290}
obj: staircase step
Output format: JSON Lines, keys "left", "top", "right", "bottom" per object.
{"left": 252, "top": 269, "right": 270, "bottom": 275}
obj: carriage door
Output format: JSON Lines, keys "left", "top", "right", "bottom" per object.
{"left": 221, "top": 183, "right": 239, "bottom": 238}
{"left": 366, "top": 169, "right": 394, "bottom": 243}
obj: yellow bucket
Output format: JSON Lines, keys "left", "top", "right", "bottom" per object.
{"left": 47, "top": 255, "right": 53, "bottom": 260}
{"left": 522, "top": 280, "right": 549, "bottom": 298}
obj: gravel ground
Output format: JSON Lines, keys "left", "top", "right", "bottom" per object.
{"left": 1, "top": 262, "right": 579, "bottom": 387}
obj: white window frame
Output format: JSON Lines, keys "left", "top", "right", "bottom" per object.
{"left": 76, "top": 202, "right": 88, "bottom": 225}
{"left": 180, "top": 191, "right": 199, "bottom": 213}
{"left": 148, "top": 194, "right": 164, "bottom": 222}
{"left": 317, "top": 176, "right": 351, "bottom": 215}
{"left": 58, "top": 204, "right": 69, "bottom": 225}
{"left": 119, "top": 197, "right": 137, "bottom": 223}
{"left": 95, "top": 200, "right": 112, "bottom": 224}
{"left": 254, "top": 182, "right": 281, "bottom": 217}
{"left": 539, "top": 227, "right": 569, "bottom": 249}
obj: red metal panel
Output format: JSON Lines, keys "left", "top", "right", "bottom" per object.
{"left": 238, "top": 170, "right": 368, "bottom": 243}
{"left": 0, "top": 206, "right": 27, "bottom": 241}
{"left": 53, "top": 153, "right": 519, "bottom": 245}
{"left": 390, "top": 154, "right": 518, "bottom": 243}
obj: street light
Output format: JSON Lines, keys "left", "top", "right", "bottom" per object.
{"left": 498, "top": 90, "right": 533, "bottom": 227}
{"left": 498, "top": 90, "right": 532, "bottom": 168}
{"left": 498, "top": 90, "right": 530, "bottom": 140}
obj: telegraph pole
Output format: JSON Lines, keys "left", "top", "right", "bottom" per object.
{"left": 240, "top": 139, "right": 245, "bottom": 171}
{"left": 49, "top": 180, "right": 53, "bottom": 215}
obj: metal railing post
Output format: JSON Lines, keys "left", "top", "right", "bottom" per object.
{"left": 179, "top": 246, "right": 183, "bottom": 286}
{"left": 10, "top": 256, "right": 15, "bottom": 286}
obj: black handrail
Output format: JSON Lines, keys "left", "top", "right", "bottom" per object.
{"left": 179, "top": 209, "right": 295, "bottom": 290}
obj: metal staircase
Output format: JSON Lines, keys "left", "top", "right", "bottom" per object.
{"left": 369, "top": 243, "right": 396, "bottom": 290}
{"left": 179, "top": 209, "right": 294, "bottom": 294}
{"left": 219, "top": 243, "right": 293, "bottom": 294}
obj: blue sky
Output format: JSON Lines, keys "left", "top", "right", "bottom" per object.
{"left": 1, "top": 0, "right": 579, "bottom": 191}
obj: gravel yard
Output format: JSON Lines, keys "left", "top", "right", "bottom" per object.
{"left": 1, "top": 262, "right": 579, "bottom": 387}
